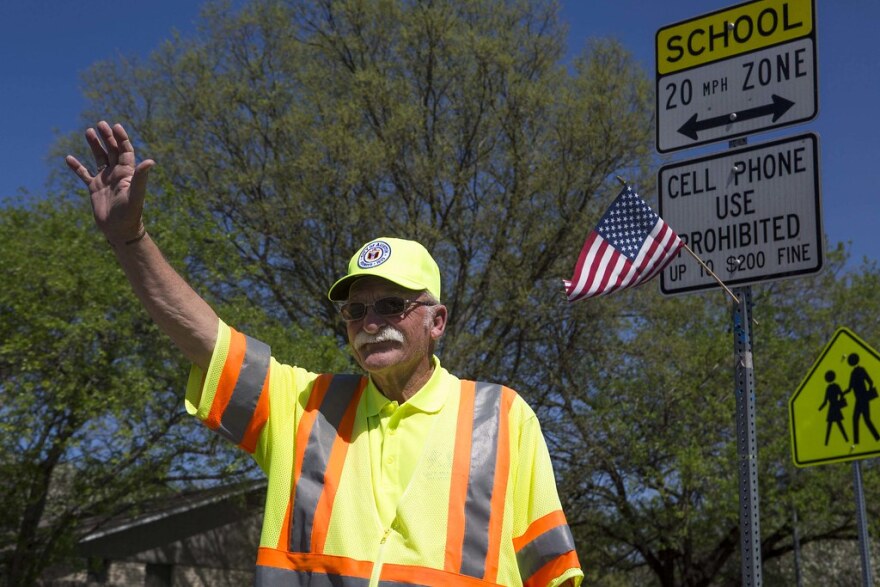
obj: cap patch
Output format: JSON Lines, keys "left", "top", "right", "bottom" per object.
{"left": 358, "top": 240, "right": 392, "bottom": 268}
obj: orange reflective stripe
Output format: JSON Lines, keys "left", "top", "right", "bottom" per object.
{"left": 257, "top": 547, "right": 374, "bottom": 578}
{"left": 310, "top": 376, "right": 366, "bottom": 553}
{"left": 275, "top": 497, "right": 294, "bottom": 551}
{"left": 255, "top": 549, "right": 499, "bottom": 586}
{"left": 445, "top": 379, "right": 475, "bottom": 573}
{"left": 381, "top": 562, "right": 498, "bottom": 586}
{"left": 205, "top": 327, "right": 246, "bottom": 429}
{"left": 239, "top": 369, "right": 271, "bottom": 454}
{"left": 512, "top": 510, "right": 569, "bottom": 552}
{"left": 521, "top": 550, "right": 580, "bottom": 587}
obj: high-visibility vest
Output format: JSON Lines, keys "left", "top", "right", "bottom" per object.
{"left": 254, "top": 374, "right": 578, "bottom": 586}
{"left": 187, "top": 325, "right": 581, "bottom": 586}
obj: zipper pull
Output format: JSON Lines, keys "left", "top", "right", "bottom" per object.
{"left": 380, "top": 528, "right": 391, "bottom": 544}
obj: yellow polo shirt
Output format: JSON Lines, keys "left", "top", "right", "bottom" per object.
{"left": 365, "top": 357, "right": 447, "bottom": 527}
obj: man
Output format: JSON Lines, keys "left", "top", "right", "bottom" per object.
{"left": 66, "top": 122, "right": 583, "bottom": 586}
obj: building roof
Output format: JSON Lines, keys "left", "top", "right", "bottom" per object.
{"left": 77, "top": 478, "right": 266, "bottom": 563}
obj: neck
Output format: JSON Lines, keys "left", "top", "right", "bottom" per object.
{"left": 370, "top": 358, "right": 435, "bottom": 403}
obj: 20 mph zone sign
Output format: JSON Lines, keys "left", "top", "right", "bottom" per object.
{"left": 659, "top": 133, "right": 822, "bottom": 295}
{"left": 656, "top": 0, "right": 817, "bottom": 153}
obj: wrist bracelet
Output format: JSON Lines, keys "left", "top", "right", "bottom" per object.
{"left": 107, "top": 228, "right": 147, "bottom": 248}
{"left": 124, "top": 229, "right": 148, "bottom": 245}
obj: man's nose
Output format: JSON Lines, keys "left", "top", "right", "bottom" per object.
{"left": 360, "top": 305, "right": 386, "bottom": 332}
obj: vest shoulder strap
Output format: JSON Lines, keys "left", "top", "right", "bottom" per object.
{"left": 288, "top": 373, "right": 366, "bottom": 553}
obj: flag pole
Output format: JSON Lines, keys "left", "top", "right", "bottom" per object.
{"left": 680, "top": 242, "right": 740, "bottom": 304}
{"left": 615, "top": 176, "right": 739, "bottom": 305}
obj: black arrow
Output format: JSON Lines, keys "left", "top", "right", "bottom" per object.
{"left": 677, "top": 94, "right": 795, "bottom": 140}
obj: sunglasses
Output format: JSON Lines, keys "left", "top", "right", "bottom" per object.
{"left": 339, "top": 297, "right": 435, "bottom": 321}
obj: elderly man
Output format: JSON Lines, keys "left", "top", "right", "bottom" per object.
{"left": 67, "top": 122, "right": 583, "bottom": 587}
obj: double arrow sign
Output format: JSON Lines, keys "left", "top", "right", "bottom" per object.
{"left": 677, "top": 94, "right": 796, "bottom": 140}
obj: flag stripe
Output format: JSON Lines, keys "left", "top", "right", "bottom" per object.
{"left": 566, "top": 233, "right": 602, "bottom": 297}
{"left": 640, "top": 224, "right": 679, "bottom": 283}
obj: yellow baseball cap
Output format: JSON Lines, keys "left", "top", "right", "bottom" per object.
{"left": 327, "top": 237, "right": 442, "bottom": 302}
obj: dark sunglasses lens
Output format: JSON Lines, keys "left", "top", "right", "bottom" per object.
{"left": 374, "top": 297, "right": 407, "bottom": 315}
{"left": 341, "top": 302, "right": 366, "bottom": 320}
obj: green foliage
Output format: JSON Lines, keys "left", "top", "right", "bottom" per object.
{"left": 73, "top": 0, "right": 654, "bottom": 381}
{"left": 0, "top": 198, "right": 188, "bottom": 582}
{"left": 0, "top": 177, "right": 343, "bottom": 582}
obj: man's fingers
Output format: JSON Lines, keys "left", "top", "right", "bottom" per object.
{"left": 72, "top": 122, "right": 143, "bottom": 189}
{"left": 113, "top": 123, "right": 135, "bottom": 154}
{"left": 65, "top": 155, "right": 93, "bottom": 185}
{"left": 85, "top": 128, "right": 109, "bottom": 167}
{"left": 129, "top": 159, "right": 155, "bottom": 203}
{"left": 97, "top": 121, "right": 119, "bottom": 167}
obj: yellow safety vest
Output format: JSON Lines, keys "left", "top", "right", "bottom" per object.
{"left": 187, "top": 324, "right": 582, "bottom": 586}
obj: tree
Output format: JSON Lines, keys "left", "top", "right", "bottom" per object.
{"left": 0, "top": 187, "right": 345, "bottom": 584}
{"left": 0, "top": 198, "right": 190, "bottom": 583}
{"left": 75, "top": 0, "right": 653, "bottom": 371}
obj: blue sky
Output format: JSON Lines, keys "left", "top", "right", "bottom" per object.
{"left": 2, "top": 0, "right": 876, "bottom": 267}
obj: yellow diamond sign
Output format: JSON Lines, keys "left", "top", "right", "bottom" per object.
{"left": 790, "top": 328, "right": 880, "bottom": 467}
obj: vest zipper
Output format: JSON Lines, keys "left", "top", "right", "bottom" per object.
{"left": 368, "top": 528, "right": 392, "bottom": 587}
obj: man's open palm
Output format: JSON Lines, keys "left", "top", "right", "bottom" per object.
{"left": 65, "top": 121, "right": 154, "bottom": 245}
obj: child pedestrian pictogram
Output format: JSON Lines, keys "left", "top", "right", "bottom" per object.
{"left": 818, "top": 370, "right": 848, "bottom": 446}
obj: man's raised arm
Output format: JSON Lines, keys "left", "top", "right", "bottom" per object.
{"left": 66, "top": 121, "right": 218, "bottom": 370}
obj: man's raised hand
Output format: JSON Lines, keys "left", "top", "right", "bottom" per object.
{"left": 65, "top": 121, "right": 154, "bottom": 246}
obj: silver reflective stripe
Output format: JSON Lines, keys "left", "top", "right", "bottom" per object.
{"left": 290, "top": 374, "right": 362, "bottom": 553}
{"left": 255, "top": 564, "right": 370, "bottom": 586}
{"left": 218, "top": 335, "right": 270, "bottom": 445}
{"left": 255, "top": 564, "right": 437, "bottom": 586}
{"left": 515, "top": 523, "right": 576, "bottom": 582}
{"left": 459, "top": 381, "right": 502, "bottom": 578}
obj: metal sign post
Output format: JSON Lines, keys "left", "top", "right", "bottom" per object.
{"left": 853, "top": 459, "right": 874, "bottom": 586}
{"left": 792, "top": 505, "right": 803, "bottom": 587}
{"left": 733, "top": 285, "right": 762, "bottom": 586}
{"left": 654, "top": 2, "right": 824, "bottom": 585}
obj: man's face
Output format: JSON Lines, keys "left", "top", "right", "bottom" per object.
{"left": 345, "top": 277, "right": 446, "bottom": 377}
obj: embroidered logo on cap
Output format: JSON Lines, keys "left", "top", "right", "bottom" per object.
{"left": 358, "top": 240, "right": 391, "bottom": 268}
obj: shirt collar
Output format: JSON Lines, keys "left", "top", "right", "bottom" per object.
{"left": 365, "top": 356, "right": 449, "bottom": 416}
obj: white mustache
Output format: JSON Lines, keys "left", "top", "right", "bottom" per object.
{"left": 354, "top": 327, "right": 405, "bottom": 350}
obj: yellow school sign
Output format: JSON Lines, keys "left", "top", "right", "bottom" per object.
{"left": 789, "top": 328, "right": 880, "bottom": 467}
{"left": 656, "top": 0, "right": 814, "bottom": 75}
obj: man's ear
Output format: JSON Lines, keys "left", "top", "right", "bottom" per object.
{"left": 430, "top": 304, "right": 447, "bottom": 340}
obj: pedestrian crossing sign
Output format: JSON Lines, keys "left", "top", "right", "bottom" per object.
{"left": 790, "top": 327, "right": 880, "bottom": 467}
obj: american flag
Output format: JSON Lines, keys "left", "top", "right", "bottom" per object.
{"left": 564, "top": 186, "right": 683, "bottom": 302}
